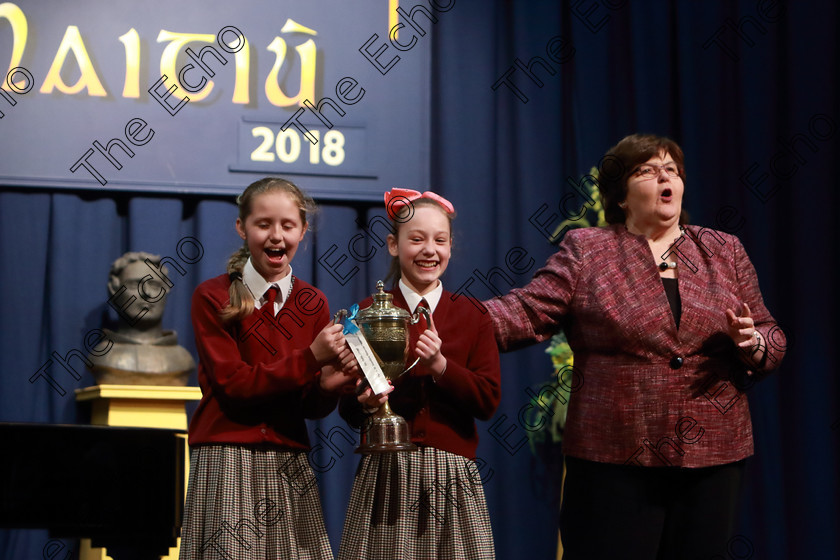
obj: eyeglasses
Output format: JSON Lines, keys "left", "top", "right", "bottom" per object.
{"left": 631, "top": 163, "right": 681, "bottom": 180}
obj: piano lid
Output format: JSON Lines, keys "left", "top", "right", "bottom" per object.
{"left": 0, "top": 422, "right": 185, "bottom": 559}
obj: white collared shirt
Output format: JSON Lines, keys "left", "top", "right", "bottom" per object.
{"left": 398, "top": 278, "right": 442, "bottom": 314}
{"left": 242, "top": 258, "right": 293, "bottom": 315}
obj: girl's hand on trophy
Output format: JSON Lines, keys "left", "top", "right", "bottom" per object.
{"left": 319, "top": 363, "right": 358, "bottom": 394}
{"left": 416, "top": 315, "right": 446, "bottom": 377}
{"left": 310, "top": 322, "right": 346, "bottom": 364}
{"left": 335, "top": 345, "right": 359, "bottom": 376}
{"left": 357, "top": 378, "right": 392, "bottom": 409}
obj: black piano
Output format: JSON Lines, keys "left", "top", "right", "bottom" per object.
{"left": 0, "top": 423, "right": 185, "bottom": 560}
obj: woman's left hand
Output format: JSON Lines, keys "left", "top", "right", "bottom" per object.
{"left": 725, "top": 302, "right": 764, "bottom": 365}
{"left": 415, "top": 314, "right": 446, "bottom": 378}
{"left": 725, "top": 302, "right": 756, "bottom": 347}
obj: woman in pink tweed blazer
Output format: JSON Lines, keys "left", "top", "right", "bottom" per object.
{"left": 484, "top": 134, "right": 786, "bottom": 560}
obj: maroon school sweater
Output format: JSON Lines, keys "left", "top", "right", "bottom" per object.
{"left": 340, "top": 287, "right": 502, "bottom": 459}
{"left": 188, "top": 274, "right": 337, "bottom": 450}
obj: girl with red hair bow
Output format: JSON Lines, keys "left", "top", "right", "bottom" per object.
{"left": 338, "top": 189, "right": 501, "bottom": 560}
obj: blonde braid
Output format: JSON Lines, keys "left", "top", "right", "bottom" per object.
{"left": 219, "top": 244, "right": 255, "bottom": 322}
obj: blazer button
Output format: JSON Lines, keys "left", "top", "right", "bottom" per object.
{"left": 669, "top": 356, "right": 684, "bottom": 369}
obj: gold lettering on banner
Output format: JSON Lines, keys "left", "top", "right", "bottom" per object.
{"left": 119, "top": 29, "right": 140, "bottom": 98}
{"left": 265, "top": 19, "right": 316, "bottom": 108}
{"left": 229, "top": 34, "right": 250, "bottom": 104}
{"left": 1, "top": 3, "right": 317, "bottom": 106}
{"left": 157, "top": 30, "right": 217, "bottom": 102}
{"left": 40, "top": 25, "right": 107, "bottom": 96}
{"left": 157, "top": 30, "right": 251, "bottom": 104}
{"left": 0, "top": 2, "right": 28, "bottom": 90}
{"left": 389, "top": 0, "right": 399, "bottom": 40}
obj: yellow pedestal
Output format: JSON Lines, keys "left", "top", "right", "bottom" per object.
{"left": 75, "top": 384, "right": 202, "bottom": 560}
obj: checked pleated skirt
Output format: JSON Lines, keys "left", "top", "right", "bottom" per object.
{"left": 179, "top": 445, "right": 334, "bottom": 560}
{"left": 337, "top": 446, "right": 495, "bottom": 560}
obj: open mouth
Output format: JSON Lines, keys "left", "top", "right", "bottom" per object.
{"left": 265, "top": 247, "right": 286, "bottom": 262}
{"left": 660, "top": 188, "right": 673, "bottom": 201}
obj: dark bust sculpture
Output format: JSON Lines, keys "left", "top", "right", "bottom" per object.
{"left": 88, "top": 252, "right": 195, "bottom": 386}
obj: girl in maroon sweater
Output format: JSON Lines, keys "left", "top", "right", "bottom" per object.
{"left": 338, "top": 189, "right": 501, "bottom": 560}
{"left": 180, "top": 178, "right": 357, "bottom": 560}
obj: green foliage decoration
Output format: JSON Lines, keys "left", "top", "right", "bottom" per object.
{"left": 525, "top": 167, "right": 608, "bottom": 452}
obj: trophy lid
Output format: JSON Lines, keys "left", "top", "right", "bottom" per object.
{"left": 355, "top": 280, "right": 411, "bottom": 323}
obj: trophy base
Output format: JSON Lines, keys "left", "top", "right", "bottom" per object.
{"left": 356, "top": 441, "right": 418, "bottom": 454}
{"left": 356, "top": 410, "right": 418, "bottom": 454}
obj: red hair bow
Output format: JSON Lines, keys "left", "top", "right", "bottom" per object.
{"left": 384, "top": 188, "right": 455, "bottom": 219}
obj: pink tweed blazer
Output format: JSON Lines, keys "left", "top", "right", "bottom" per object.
{"left": 484, "top": 224, "right": 786, "bottom": 467}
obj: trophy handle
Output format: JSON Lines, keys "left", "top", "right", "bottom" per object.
{"left": 411, "top": 306, "right": 432, "bottom": 328}
{"left": 402, "top": 306, "right": 432, "bottom": 375}
{"left": 403, "top": 357, "right": 422, "bottom": 375}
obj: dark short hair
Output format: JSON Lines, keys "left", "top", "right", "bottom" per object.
{"left": 597, "top": 134, "right": 689, "bottom": 225}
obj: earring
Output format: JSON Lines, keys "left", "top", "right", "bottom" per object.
{"left": 618, "top": 202, "right": 627, "bottom": 209}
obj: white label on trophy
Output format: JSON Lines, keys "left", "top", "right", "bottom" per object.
{"left": 345, "top": 321, "right": 390, "bottom": 395}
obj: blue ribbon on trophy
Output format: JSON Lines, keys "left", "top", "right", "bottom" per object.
{"left": 338, "top": 304, "right": 360, "bottom": 334}
{"left": 334, "top": 305, "right": 390, "bottom": 395}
